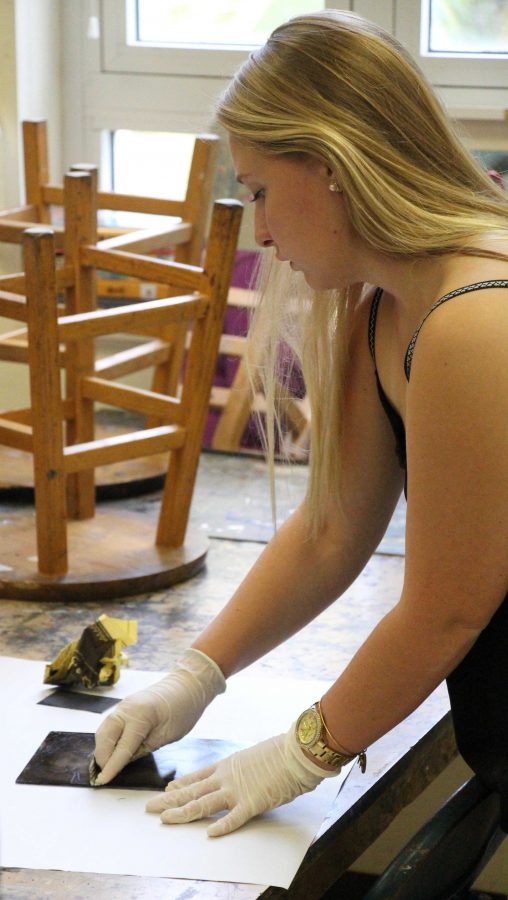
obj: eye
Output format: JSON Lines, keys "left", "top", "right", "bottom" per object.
{"left": 248, "top": 188, "right": 265, "bottom": 203}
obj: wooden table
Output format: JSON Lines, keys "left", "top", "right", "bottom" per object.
{"left": 0, "top": 455, "right": 456, "bottom": 898}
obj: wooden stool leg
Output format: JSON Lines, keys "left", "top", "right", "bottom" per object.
{"left": 64, "top": 170, "right": 98, "bottom": 519}
{"left": 174, "top": 135, "right": 218, "bottom": 266}
{"left": 24, "top": 227, "right": 67, "bottom": 576}
{"left": 22, "top": 121, "right": 51, "bottom": 224}
{"left": 157, "top": 200, "right": 242, "bottom": 547}
{"left": 149, "top": 135, "right": 218, "bottom": 413}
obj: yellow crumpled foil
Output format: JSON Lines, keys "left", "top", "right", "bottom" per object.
{"left": 43, "top": 614, "right": 138, "bottom": 689}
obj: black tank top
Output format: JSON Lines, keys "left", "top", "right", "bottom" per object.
{"left": 369, "top": 280, "right": 508, "bottom": 829}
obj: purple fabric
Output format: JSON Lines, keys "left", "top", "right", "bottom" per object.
{"left": 230, "top": 250, "right": 259, "bottom": 289}
{"left": 203, "top": 250, "right": 304, "bottom": 450}
{"left": 204, "top": 251, "right": 260, "bottom": 447}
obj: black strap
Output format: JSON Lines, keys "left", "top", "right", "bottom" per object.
{"left": 404, "top": 279, "right": 508, "bottom": 380}
{"left": 368, "top": 287, "right": 383, "bottom": 364}
{"left": 368, "top": 281, "right": 508, "bottom": 381}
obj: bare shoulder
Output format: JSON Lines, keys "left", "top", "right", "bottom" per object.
{"left": 408, "top": 286, "right": 508, "bottom": 400}
{"left": 414, "top": 282, "right": 508, "bottom": 343}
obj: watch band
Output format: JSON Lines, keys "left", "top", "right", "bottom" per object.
{"left": 296, "top": 702, "right": 367, "bottom": 772}
{"left": 306, "top": 736, "right": 354, "bottom": 768}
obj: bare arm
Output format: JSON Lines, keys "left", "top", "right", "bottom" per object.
{"left": 197, "top": 291, "right": 507, "bottom": 759}
{"left": 194, "top": 292, "right": 404, "bottom": 676}
{"left": 144, "top": 293, "right": 508, "bottom": 837}
{"left": 97, "top": 288, "right": 507, "bottom": 798}
{"left": 320, "top": 291, "right": 508, "bottom": 753}
{"left": 94, "top": 290, "right": 404, "bottom": 784}
{"left": 193, "top": 498, "right": 393, "bottom": 677}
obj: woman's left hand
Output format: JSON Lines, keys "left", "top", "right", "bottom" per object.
{"left": 146, "top": 724, "right": 337, "bottom": 837}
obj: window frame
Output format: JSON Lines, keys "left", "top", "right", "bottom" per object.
{"left": 395, "top": 0, "right": 508, "bottom": 89}
{"left": 102, "top": 0, "right": 256, "bottom": 78}
{"left": 101, "top": 0, "right": 355, "bottom": 77}
{"left": 102, "top": 0, "right": 508, "bottom": 89}
{"left": 61, "top": 0, "right": 508, "bottom": 187}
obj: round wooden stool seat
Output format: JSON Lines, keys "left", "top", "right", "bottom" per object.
{"left": 0, "top": 506, "right": 208, "bottom": 601}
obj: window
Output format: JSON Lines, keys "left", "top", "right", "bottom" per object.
{"left": 134, "top": 0, "right": 316, "bottom": 47}
{"left": 429, "top": 0, "right": 508, "bottom": 53}
{"left": 102, "top": 0, "right": 330, "bottom": 77}
{"left": 396, "top": 0, "right": 508, "bottom": 91}
{"left": 101, "top": 1, "right": 508, "bottom": 92}
{"left": 62, "top": 0, "right": 508, "bottom": 202}
{"left": 112, "top": 130, "right": 193, "bottom": 199}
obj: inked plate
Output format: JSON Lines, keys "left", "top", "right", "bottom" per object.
{"left": 16, "top": 731, "right": 244, "bottom": 790}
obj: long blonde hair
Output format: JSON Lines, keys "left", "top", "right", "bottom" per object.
{"left": 215, "top": 10, "right": 508, "bottom": 532}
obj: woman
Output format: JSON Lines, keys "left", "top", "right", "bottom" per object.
{"left": 94, "top": 10, "right": 508, "bottom": 838}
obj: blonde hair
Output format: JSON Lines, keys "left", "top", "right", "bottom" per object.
{"left": 215, "top": 10, "right": 508, "bottom": 532}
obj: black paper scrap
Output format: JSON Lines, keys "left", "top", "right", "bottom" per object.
{"left": 16, "top": 731, "right": 245, "bottom": 791}
{"left": 38, "top": 688, "right": 121, "bottom": 714}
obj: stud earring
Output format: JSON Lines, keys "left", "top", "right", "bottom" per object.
{"left": 329, "top": 180, "right": 342, "bottom": 193}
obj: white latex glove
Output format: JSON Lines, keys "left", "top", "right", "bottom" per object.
{"left": 145, "top": 720, "right": 339, "bottom": 837}
{"left": 93, "top": 648, "right": 226, "bottom": 785}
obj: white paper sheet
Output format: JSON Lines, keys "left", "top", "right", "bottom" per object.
{"left": 0, "top": 656, "right": 342, "bottom": 888}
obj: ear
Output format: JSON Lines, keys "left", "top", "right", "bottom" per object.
{"left": 319, "top": 162, "right": 333, "bottom": 177}
{"left": 307, "top": 159, "right": 333, "bottom": 180}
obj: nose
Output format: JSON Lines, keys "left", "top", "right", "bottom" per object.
{"left": 254, "top": 205, "right": 274, "bottom": 249}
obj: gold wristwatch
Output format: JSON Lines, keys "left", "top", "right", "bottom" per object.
{"left": 295, "top": 702, "right": 366, "bottom": 771}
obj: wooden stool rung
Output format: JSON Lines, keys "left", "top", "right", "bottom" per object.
{"left": 95, "top": 339, "right": 172, "bottom": 379}
{"left": 63, "top": 424, "right": 186, "bottom": 473}
{"left": 0, "top": 418, "right": 33, "bottom": 452}
{"left": 81, "top": 376, "right": 181, "bottom": 421}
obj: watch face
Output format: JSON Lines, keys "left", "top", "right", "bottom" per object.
{"left": 296, "top": 708, "right": 321, "bottom": 747}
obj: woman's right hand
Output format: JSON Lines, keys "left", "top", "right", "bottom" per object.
{"left": 93, "top": 648, "right": 226, "bottom": 785}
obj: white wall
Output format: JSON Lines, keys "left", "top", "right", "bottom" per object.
{"left": 14, "top": 0, "right": 63, "bottom": 187}
{"left": 0, "top": 0, "right": 22, "bottom": 272}
{"left": 0, "top": 0, "right": 64, "bottom": 406}
{"left": 0, "top": 0, "right": 63, "bottom": 277}
{"left": 0, "top": 0, "right": 64, "bottom": 413}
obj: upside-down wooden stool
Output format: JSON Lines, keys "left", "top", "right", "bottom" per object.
{"left": 0, "top": 178, "right": 242, "bottom": 600}
{"left": 0, "top": 120, "right": 219, "bottom": 497}
{"left": 209, "top": 288, "right": 311, "bottom": 458}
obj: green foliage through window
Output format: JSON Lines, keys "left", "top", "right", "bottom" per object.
{"left": 430, "top": 0, "right": 508, "bottom": 52}
{"left": 136, "top": 0, "right": 323, "bottom": 46}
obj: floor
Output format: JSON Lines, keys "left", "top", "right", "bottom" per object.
{"left": 0, "top": 450, "right": 406, "bottom": 679}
